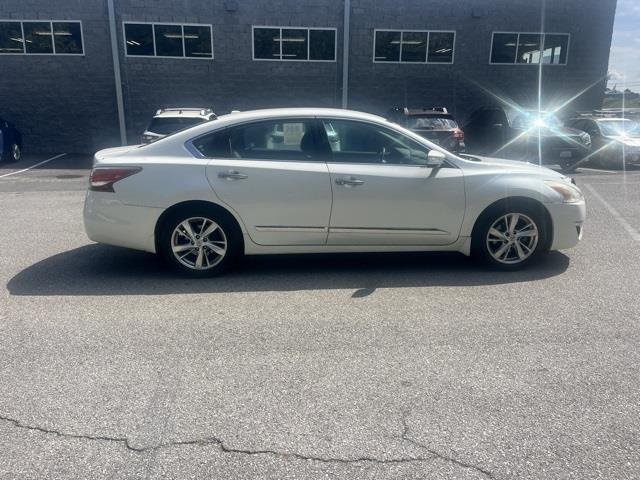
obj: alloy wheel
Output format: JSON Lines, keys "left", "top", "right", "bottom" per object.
{"left": 171, "top": 217, "right": 227, "bottom": 270}
{"left": 486, "top": 213, "right": 539, "bottom": 265}
{"left": 12, "top": 144, "right": 21, "bottom": 162}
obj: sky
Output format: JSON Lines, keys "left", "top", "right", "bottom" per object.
{"left": 608, "top": 0, "right": 640, "bottom": 90}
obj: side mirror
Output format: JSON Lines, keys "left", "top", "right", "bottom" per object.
{"left": 426, "top": 150, "right": 446, "bottom": 168}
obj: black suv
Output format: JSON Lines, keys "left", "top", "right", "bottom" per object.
{"left": 463, "top": 106, "right": 591, "bottom": 171}
{"left": 386, "top": 107, "right": 465, "bottom": 153}
{"left": 0, "top": 117, "right": 23, "bottom": 163}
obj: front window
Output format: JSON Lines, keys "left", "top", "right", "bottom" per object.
{"left": 322, "top": 119, "right": 430, "bottom": 165}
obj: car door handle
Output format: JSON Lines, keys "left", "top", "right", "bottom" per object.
{"left": 335, "top": 177, "right": 364, "bottom": 187}
{"left": 218, "top": 170, "right": 248, "bottom": 180}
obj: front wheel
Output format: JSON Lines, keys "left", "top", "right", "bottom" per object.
{"left": 158, "top": 207, "right": 242, "bottom": 277}
{"left": 472, "top": 205, "right": 547, "bottom": 270}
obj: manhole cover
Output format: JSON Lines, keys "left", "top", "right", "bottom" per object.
{"left": 56, "top": 174, "right": 84, "bottom": 179}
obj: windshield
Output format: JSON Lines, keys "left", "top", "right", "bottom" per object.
{"left": 408, "top": 117, "right": 458, "bottom": 130}
{"left": 147, "top": 117, "right": 205, "bottom": 135}
{"left": 599, "top": 120, "right": 640, "bottom": 137}
{"left": 512, "top": 112, "right": 563, "bottom": 129}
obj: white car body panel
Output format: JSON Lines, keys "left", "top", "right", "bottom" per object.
{"left": 84, "top": 108, "right": 586, "bottom": 258}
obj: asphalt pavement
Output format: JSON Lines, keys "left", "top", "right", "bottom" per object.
{"left": 0, "top": 154, "right": 638, "bottom": 479}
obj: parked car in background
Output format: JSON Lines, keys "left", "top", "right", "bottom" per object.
{"left": 85, "top": 108, "right": 585, "bottom": 276}
{"left": 0, "top": 117, "right": 23, "bottom": 163}
{"left": 141, "top": 108, "right": 217, "bottom": 144}
{"left": 386, "top": 107, "right": 465, "bottom": 153}
{"left": 565, "top": 116, "right": 640, "bottom": 169}
{"left": 463, "top": 107, "right": 591, "bottom": 172}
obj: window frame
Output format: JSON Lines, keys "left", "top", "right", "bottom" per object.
{"left": 489, "top": 31, "right": 570, "bottom": 66}
{"left": 319, "top": 118, "right": 439, "bottom": 167}
{"left": 187, "top": 117, "right": 326, "bottom": 162}
{"left": 372, "top": 29, "right": 456, "bottom": 64}
{"left": 0, "top": 19, "right": 84, "bottom": 56}
{"left": 251, "top": 25, "right": 337, "bottom": 63}
{"left": 122, "top": 21, "right": 214, "bottom": 60}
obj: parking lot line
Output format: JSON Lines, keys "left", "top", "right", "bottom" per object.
{"left": 0, "top": 153, "right": 67, "bottom": 179}
{"left": 584, "top": 183, "right": 640, "bottom": 242}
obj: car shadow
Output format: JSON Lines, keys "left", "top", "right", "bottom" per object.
{"left": 7, "top": 244, "right": 570, "bottom": 297}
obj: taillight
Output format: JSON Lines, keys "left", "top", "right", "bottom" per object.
{"left": 453, "top": 128, "right": 464, "bottom": 140}
{"left": 90, "top": 167, "right": 141, "bottom": 192}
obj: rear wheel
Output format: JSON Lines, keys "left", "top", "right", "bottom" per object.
{"left": 158, "top": 207, "right": 242, "bottom": 277}
{"left": 1, "top": 143, "right": 21, "bottom": 163}
{"left": 472, "top": 204, "right": 547, "bottom": 270}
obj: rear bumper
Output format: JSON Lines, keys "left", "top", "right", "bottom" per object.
{"left": 83, "top": 191, "right": 163, "bottom": 253}
{"left": 546, "top": 200, "right": 586, "bottom": 251}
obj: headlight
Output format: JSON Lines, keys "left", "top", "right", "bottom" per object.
{"left": 544, "top": 180, "right": 584, "bottom": 203}
{"left": 579, "top": 132, "right": 591, "bottom": 147}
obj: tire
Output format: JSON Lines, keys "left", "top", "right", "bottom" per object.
{"left": 472, "top": 202, "right": 548, "bottom": 271}
{"left": 1, "top": 143, "right": 20, "bottom": 163}
{"left": 158, "top": 206, "right": 242, "bottom": 277}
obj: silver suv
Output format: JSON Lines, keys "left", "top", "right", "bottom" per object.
{"left": 141, "top": 108, "right": 217, "bottom": 144}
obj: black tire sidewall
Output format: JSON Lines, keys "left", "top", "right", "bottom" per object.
{"left": 472, "top": 203, "right": 548, "bottom": 271}
{"left": 158, "top": 207, "right": 242, "bottom": 277}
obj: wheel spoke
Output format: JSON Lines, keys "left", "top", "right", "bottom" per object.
{"left": 201, "top": 222, "right": 219, "bottom": 238}
{"left": 514, "top": 241, "right": 526, "bottom": 259}
{"left": 494, "top": 242, "right": 510, "bottom": 259}
{"left": 180, "top": 221, "right": 197, "bottom": 241}
{"left": 489, "top": 228, "right": 507, "bottom": 241}
{"left": 508, "top": 214, "right": 520, "bottom": 234}
{"left": 516, "top": 230, "right": 537, "bottom": 238}
{"left": 205, "top": 242, "right": 226, "bottom": 256}
{"left": 172, "top": 243, "right": 195, "bottom": 253}
{"left": 195, "top": 248, "right": 204, "bottom": 269}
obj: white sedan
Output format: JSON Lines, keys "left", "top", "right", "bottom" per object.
{"left": 84, "top": 108, "right": 585, "bottom": 276}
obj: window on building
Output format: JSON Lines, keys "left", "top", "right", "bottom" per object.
{"left": 374, "top": 30, "right": 455, "bottom": 64}
{"left": 0, "top": 20, "right": 83, "bottom": 55}
{"left": 124, "top": 22, "right": 213, "bottom": 59}
{"left": 491, "top": 32, "right": 569, "bottom": 65}
{"left": 253, "top": 27, "right": 336, "bottom": 61}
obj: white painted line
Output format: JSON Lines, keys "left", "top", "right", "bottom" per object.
{"left": 579, "top": 167, "right": 619, "bottom": 174}
{"left": 584, "top": 183, "right": 640, "bottom": 242}
{"left": 0, "top": 153, "right": 67, "bottom": 179}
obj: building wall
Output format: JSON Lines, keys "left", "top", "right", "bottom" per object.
{"left": 0, "top": 0, "right": 617, "bottom": 153}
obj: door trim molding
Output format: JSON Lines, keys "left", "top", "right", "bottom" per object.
{"left": 255, "top": 226, "right": 328, "bottom": 233}
{"left": 330, "top": 227, "right": 449, "bottom": 235}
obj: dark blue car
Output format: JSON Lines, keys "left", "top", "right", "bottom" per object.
{"left": 0, "top": 117, "right": 23, "bottom": 163}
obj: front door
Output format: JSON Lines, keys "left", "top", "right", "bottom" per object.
{"left": 200, "top": 118, "right": 332, "bottom": 246}
{"left": 319, "top": 119, "right": 465, "bottom": 246}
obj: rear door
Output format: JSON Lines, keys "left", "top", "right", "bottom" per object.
{"left": 319, "top": 118, "right": 465, "bottom": 246}
{"left": 198, "top": 118, "right": 332, "bottom": 246}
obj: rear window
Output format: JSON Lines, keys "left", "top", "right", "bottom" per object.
{"left": 408, "top": 117, "right": 458, "bottom": 130}
{"left": 147, "top": 117, "right": 205, "bottom": 135}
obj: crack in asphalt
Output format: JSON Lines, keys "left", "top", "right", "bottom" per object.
{"left": 0, "top": 413, "right": 494, "bottom": 476}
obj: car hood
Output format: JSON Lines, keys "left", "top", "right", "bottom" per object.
{"left": 516, "top": 126, "right": 583, "bottom": 139}
{"left": 459, "top": 154, "right": 566, "bottom": 179}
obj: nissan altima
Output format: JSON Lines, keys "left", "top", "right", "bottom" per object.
{"left": 84, "top": 108, "right": 585, "bottom": 276}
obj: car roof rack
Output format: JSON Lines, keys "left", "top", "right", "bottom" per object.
{"left": 155, "top": 107, "right": 215, "bottom": 116}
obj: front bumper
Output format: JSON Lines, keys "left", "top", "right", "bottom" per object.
{"left": 546, "top": 200, "right": 586, "bottom": 251}
{"left": 83, "top": 191, "right": 163, "bottom": 253}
